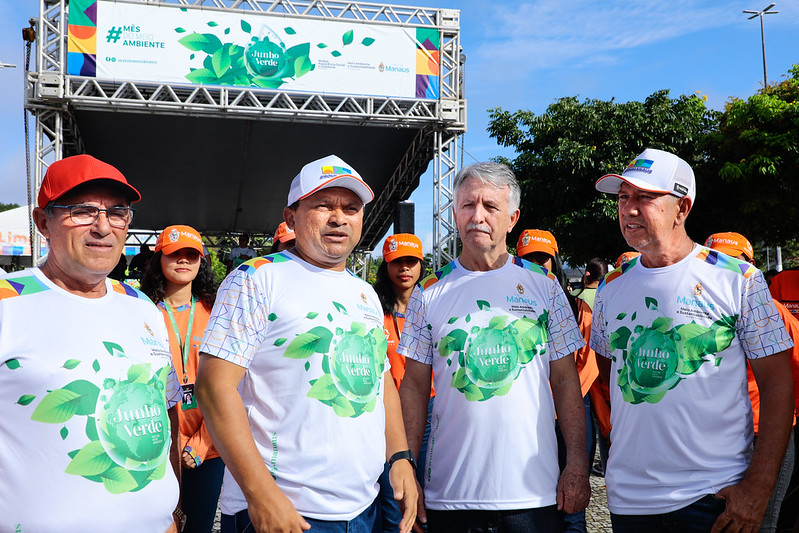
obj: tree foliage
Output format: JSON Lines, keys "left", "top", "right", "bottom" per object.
{"left": 488, "top": 65, "right": 799, "bottom": 266}
{"left": 691, "top": 65, "right": 799, "bottom": 248}
{"left": 0, "top": 202, "right": 20, "bottom": 213}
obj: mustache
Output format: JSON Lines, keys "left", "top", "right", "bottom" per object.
{"left": 466, "top": 223, "right": 491, "bottom": 234}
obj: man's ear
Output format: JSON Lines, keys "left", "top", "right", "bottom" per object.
{"left": 283, "top": 206, "right": 295, "bottom": 230}
{"left": 675, "top": 196, "right": 692, "bottom": 226}
{"left": 32, "top": 207, "right": 51, "bottom": 240}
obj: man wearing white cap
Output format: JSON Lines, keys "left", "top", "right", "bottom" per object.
{"left": 591, "top": 148, "right": 794, "bottom": 532}
{"left": 196, "top": 155, "right": 417, "bottom": 533}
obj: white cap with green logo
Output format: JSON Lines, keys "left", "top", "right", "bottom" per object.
{"left": 595, "top": 148, "right": 696, "bottom": 202}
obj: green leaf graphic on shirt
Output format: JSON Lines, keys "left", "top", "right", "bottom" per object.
{"left": 447, "top": 317, "right": 458, "bottom": 324}
{"left": 5, "top": 358, "right": 21, "bottom": 369}
{"left": 101, "top": 466, "right": 139, "bottom": 494}
{"left": 61, "top": 426, "right": 69, "bottom": 440}
{"left": 442, "top": 314, "right": 546, "bottom": 402}
{"left": 31, "top": 388, "right": 83, "bottom": 423}
{"left": 17, "top": 394, "right": 36, "bottom": 406}
{"left": 476, "top": 300, "right": 490, "bottom": 311}
{"left": 306, "top": 312, "right": 319, "bottom": 319}
{"left": 86, "top": 415, "right": 99, "bottom": 441}
{"left": 65, "top": 440, "right": 115, "bottom": 476}
{"left": 103, "top": 342, "right": 125, "bottom": 358}
{"left": 274, "top": 337, "right": 287, "bottom": 346}
{"left": 92, "top": 359, "right": 101, "bottom": 372}
{"left": 284, "top": 327, "right": 333, "bottom": 358}
{"left": 63, "top": 359, "right": 81, "bottom": 370}
{"left": 611, "top": 302, "right": 737, "bottom": 404}
{"left": 127, "top": 363, "right": 151, "bottom": 384}
{"left": 307, "top": 375, "right": 338, "bottom": 401}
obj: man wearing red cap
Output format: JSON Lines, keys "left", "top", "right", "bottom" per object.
{"left": 0, "top": 154, "right": 184, "bottom": 531}
{"left": 197, "top": 155, "right": 417, "bottom": 533}
{"left": 398, "top": 162, "right": 589, "bottom": 532}
{"left": 592, "top": 148, "right": 794, "bottom": 532}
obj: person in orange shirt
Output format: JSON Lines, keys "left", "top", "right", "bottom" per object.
{"left": 517, "top": 229, "right": 595, "bottom": 533}
{"left": 705, "top": 231, "right": 799, "bottom": 533}
{"left": 141, "top": 225, "right": 223, "bottom": 533}
{"left": 269, "top": 221, "right": 296, "bottom": 254}
{"left": 373, "top": 233, "right": 432, "bottom": 532}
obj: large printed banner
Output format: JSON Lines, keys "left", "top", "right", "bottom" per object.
{"left": 67, "top": 0, "right": 440, "bottom": 99}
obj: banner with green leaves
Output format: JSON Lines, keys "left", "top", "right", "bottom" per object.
{"left": 78, "top": 1, "right": 431, "bottom": 98}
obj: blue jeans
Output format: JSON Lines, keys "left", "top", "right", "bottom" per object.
{"left": 221, "top": 497, "right": 379, "bottom": 533}
{"left": 182, "top": 456, "right": 225, "bottom": 533}
{"left": 426, "top": 506, "right": 563, "bottom": 533}
{"left": 759, "top": 430, "right": 795, "bottom": 533}
{"left": 610, "top": 494, "right": 726, "bottom": 533}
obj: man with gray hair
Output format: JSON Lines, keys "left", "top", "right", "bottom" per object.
{"left": 399, "top": 162, "right": 590, "bottom": 532}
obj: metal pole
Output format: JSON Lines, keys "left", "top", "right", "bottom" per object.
{"left": 759, "top": 14, "right": 768, "bottom": 85}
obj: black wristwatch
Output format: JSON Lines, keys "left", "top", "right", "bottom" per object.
{"left": 389, "top": 450, "right": 417, "bottom": 471}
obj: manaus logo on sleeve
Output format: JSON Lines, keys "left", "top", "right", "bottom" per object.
{"left": 609, "top": 296, "right": 737, "bottom": 404}
{"left": 439, "top": 300, "right": 548, "bottom": 402}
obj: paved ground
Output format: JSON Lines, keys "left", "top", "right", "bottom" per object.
{"left": 211, "top": 470, "right": 613, "bottom": 532}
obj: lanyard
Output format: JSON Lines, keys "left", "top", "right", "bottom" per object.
{"left": 164, "top": 296, "right": 197, "bottom": 384}
{"left": 391, "top": 309, "right": 405, "bottom": 342}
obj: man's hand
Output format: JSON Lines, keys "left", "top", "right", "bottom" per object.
{"left": 411, "top": 479, "right": 427, "bottom": 533}
{"left": 181, "top": 451, "right": 197, "bottom": 469}
{"left": 248, "top": 488, "right": 311, "bottom": 533}
{"left": 711, "top": 480, "right": 768, "bottom": 533}
{"left": 556, "top": 461, "right": 590, "bottom": 514}
{"left": 389, "top": 458, "right": 418, "bottom": 533}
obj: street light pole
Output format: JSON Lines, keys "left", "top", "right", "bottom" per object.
{"left": 743, "top": 3, "right": 782, "bottom": 270}
{"left": 743, "top": 3, "right": 779, "bottom": 86}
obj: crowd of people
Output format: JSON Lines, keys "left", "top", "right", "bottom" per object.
{"left": 1, "top": 148, "right": 798, "bottom": 533}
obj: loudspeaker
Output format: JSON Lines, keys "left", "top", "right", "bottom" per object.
{"left": 394, "top": 202, "right": 415, "bottom": 234}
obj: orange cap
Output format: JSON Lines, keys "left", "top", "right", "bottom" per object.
{"left": 615, "top": 251, "right": 641, "bottom": 268}
{"left": 383, "top": 233, "right": 423, "bottom": 262}
{"left": 705, "top": 232, "right": 753, "bottom": 262}
{"left": 274, "top": 222, "right": 295, "bottom": 244}
{"left": 38, "top": 154, "right": 141, "bottom": 209}
{"left": 155, "top": 225, "right": 204, "bottom": 256}
{"left": 516, "top": 229, "right": 558, "bottom": 257}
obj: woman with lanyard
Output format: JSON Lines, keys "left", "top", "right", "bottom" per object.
{"left": 141, "top": 225, "right": 222, "bottom": 533}
{"left": 373, "top": 233, "right": 433, "bottom": 532}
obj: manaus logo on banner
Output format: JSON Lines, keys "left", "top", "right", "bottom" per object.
{"left": 176, "top": 18, "right": 376, "bottom": 89}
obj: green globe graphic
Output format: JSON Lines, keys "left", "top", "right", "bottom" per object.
{"left": 464, "top": 328, "right": 521, "bottom": 389}
{"left": 96, "top": 382, "right": 170, "bottom": 470}
{"left": 627, "top": 329, "right": 683, "bottom": 395}
{"left": 330, "top": 333, "right": 380, "bottom": 403}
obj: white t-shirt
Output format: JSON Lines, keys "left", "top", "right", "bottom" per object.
{"left": 590, "top": 246, "right": 793, "bottom": 514}
{"left": 200, "top": 251, "right": 388, "bottom": 520}
{"left": 0, "top": 268, "right": 182, "bottom": 533}
{"left": 397, "top": 256, "right": 585, "bottom": 510}
{"left": 228, "top": 246, "right": 257, "bottom": 269}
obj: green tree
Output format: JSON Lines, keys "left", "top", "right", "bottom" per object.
{"left": 0, "top": 202, "right": 20, "bottom": 213}
{"left": 488, "top": 90, "right": 717, "bottom": 265}
{"left": 690, "top": 65, "right": 799, "bottom": 248}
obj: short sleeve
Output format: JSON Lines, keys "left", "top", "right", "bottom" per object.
{"left": 590, "top": 292, "right": 611, "bottom": 359}
{"left": 164, "top": 361, "right": 182, "bottom": 409}
{"left": 738, "top": 271, "right": 794, "bottom": 359}
{"left": 397, "top": 285, "right": 434, "bottom": 365}
{"left": 545, "top": 280, "right": 585, "bottom": 360}
{"left": 200, "top": 268, "right": 268, "bottom": 368}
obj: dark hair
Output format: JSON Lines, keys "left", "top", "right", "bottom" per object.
{"left": 523, "top": 251, "right": 578, "bottom": 319}
{"left": 373, "top": 257, "right": 427, "bottom": 316}
{"left": 584, "top": 257, "right": 609, "bottom": 285}
{"left": 140, "top": 251, "right": 217, "bottom": 309}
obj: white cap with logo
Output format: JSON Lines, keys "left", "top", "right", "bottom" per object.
{"left": 595, "top": 148, "right": 695, "bottom": 202}
{"left": 287, "top": 154, "right": 374, "bottom": 206}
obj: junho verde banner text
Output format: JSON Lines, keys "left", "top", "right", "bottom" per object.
{"left": 67, "top": 0, "right": 441, "bottom": 99}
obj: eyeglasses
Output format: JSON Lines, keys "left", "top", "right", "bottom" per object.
{"left": 51, "top": 204, "right": 135, "bottom": 228}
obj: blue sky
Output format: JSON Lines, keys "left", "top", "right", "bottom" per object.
{"left": 1, "top": 0, "right": 797, "bottom": 256}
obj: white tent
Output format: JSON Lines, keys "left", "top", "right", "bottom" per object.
{"left": 0, "top": 206, "right": 35, "bottom": 256}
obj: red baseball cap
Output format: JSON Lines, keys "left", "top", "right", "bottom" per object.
{"left": 38, "top": 154, "right": 141, "bottom": 209}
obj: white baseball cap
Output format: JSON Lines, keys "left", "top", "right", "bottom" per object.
{"left": 595, "top": 148, "right": 695, "bottom": 202}
{"left": 287, "top": 154, "right": 374, "bottom": 206}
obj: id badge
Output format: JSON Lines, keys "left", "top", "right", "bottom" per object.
{"left": 181, "top": 383, "right": 198, "bottom": 410}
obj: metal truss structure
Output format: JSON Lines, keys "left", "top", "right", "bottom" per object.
{"left": 26, "top": 0, "right": 466, "bottom": 270}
